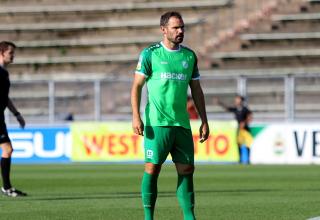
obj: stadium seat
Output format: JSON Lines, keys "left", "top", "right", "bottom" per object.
{"left": 10, "top": 90, "right": 87, "bottom": 99}
{"left": 0, "top": 0, "right": 233, "bottom": 14}
{"left": 14, "top": 54, "right": 137, "bottom": 65}
{"left": 200, "top": 66, "right": 320, "bottom": 77}
{"left": 273, "top": 12, "right": 320, "bottom": 22}
{"left": 0, "top": 17, "right": 204, "bottom": 32}
{"left": 240, "top": 32, "right": 320, "bottom": 49}
{"left": 210, "top": 48, "right": 320, "bottom": 68}
{"left": 15, "top": 36, "right": 161, "bottom": 48}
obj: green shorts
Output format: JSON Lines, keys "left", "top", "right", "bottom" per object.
{"left": 144, "top": 126, "right": 194, "bottom": 165}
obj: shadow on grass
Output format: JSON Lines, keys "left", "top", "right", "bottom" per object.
{"left": 1, "top": 188, "right": 280, "bottom": 202}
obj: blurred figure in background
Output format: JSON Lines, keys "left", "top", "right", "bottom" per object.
{"left": 215, "top": 95, "right": 253, "bottom": 164}
{"left": 64, "top": 112, "right": 74, "bottom": 121}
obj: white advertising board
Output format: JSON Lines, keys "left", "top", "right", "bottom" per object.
{"left": 251, "top": 123, "right": 320, "bottom": 164}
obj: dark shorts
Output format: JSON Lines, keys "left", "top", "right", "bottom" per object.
{"left": 144, "top": 126, "right": 194, "bottom": 165}
{"left": 0, "top": 120, "right": 10, "bottom": 144}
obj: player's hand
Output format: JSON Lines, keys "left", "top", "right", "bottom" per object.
{"left": 16, "top": 114, "right": 25, "bottom": 129}
{"left": 132, "top": 116, "right": 144, "bottom": 136}
{"left": 199, "top": 121, "right": 209, "bottom": 143}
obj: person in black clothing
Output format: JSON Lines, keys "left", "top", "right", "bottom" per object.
{"left": 215, "top": 95, "right": 253, "bottom": 163}
{"left": 0, "top": 41, "right": 27, "bottom": 197}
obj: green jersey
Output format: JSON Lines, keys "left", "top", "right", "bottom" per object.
{"left": 135, "top": 42, "right": 200, "bottom": 129}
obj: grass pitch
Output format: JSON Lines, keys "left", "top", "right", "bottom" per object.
{"left": 1, "top": 164, "right": 320, "bottom": 220}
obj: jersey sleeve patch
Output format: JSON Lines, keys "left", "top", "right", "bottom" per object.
{"left": 135, "top": 48, "right": 152, "bottom": 77}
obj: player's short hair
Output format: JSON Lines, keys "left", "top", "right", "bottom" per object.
{"left": 160, "top": 11, "right": 183, "bottom": 27}
{"left": 0, "top": 41, "right": 16, "bottom": 53}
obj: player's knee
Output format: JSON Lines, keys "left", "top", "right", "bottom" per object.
{"left": 177, "top": 164, "right": 195, "bottom": 175}
{"left": 1, "top": 142, "right": 13, "bottom": 158}
{"left": 2, "top": 147, "right": 13, "bottom": 157}
{"left": 8, "top": 147, "right": 13, "bottom": 155}
{"left": 145, "top": 163, "right": 161, "bottom": 175}
{"left": 183, "top": 165, "right": 195, "bottom": 174}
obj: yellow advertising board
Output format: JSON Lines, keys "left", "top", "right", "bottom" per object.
{"left": 191, "top": 121, "right": 239, "bottom": 162}
{"left": 71, "top": 121, "right": 239, "bottom": 163}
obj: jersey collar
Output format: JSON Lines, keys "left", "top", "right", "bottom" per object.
{"left": 160, "top": 42, "right": 181, "bottom": 52}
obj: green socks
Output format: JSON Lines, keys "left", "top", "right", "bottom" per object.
{"left": 141, "top": 172, "right": 195, "bottom": 220}
{"left": 141, "top": 172, "right": 158, "bottom": 220}
{"left": 177, "top": 174, "right": 196, "bottom": 220}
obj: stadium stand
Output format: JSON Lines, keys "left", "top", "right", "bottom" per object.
{"left": 0, "top": 0, "right": 236, "bottom": 75}
{"left": 2, "top": 16, "right": 204, "bottom": 74}
{"left": 240, "top": 32, "right": 320, "bottom": 49}
{"left": 211, "top": 48, "right": 320, "bottom": 69}
{"left": 0, "top": 1, "right": 233, "bottom": 14}
{"left": 273, "top": 12, "right": 320, "bottom": 23}
{"left": 0, "top": 17, "right": 203, "bottom": 32}
{"left": 204, "top": 0, "right": 320, "bottom": 121}
{"left": 5, "top": 0, "right": 320, "bottom": 122}
{"left": 1, "top": 0, "right": 240, "bottom": 122}
{"left": 271, "top": 12, "right": 320, "bottom": 31}
{"left": 15, "top": 36, "right": 161, "bottom": 49}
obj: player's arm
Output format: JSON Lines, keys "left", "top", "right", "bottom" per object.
{"left": 214, "top": 97, "right": 230, "bottom": 111}
{"left": 239, "top": 121, "right": 246, "bottom": 129}
{"left": 246, "top": 110, "right": 253, "bottom": 124}
{"left": 189, "top": 80, "right": 209, "bottom": 143}
{"left": 131, "top": 74, "right": 146, "bottom": 136}
{"left": 7, "top": 98, "right": 25, "bottom": 128}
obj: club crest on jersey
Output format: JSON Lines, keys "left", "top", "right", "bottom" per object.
{"left": 182, "top": 61, "right": 188, "bottom": 69}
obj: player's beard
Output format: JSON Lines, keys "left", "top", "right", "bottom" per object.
{"left": 168, "top": 34, "right": 184, "bottom": 45}
{"left": 175, "top": 35, "right": 184, "bottom": 43}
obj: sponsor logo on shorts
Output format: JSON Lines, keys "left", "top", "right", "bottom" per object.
{"left": 146, "top": 150, "right": 153, "bottom": 159}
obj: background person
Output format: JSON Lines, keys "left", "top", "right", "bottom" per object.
{"left": 215, "top": 95, "right": 253, "bottom": 163}
{"left": 0, "top": 41, "right": 27, "bottom": 197}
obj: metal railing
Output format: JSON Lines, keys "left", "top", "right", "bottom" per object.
{"left": 5, "top": 73, "right": 320, "bottom": 125}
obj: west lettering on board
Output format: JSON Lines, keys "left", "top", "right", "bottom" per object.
{"left": 82, "top": 135, "right": 104, "bottom": 155}
{"left": 81, "top": 134, "right": 140, "bottom": 156}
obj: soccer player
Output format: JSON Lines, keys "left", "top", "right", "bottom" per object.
{"left": 131, "top": 11, "right": 209, "bottom": 220}
{"left": 0, "top": 41, "right": 27, "bottom": 197}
